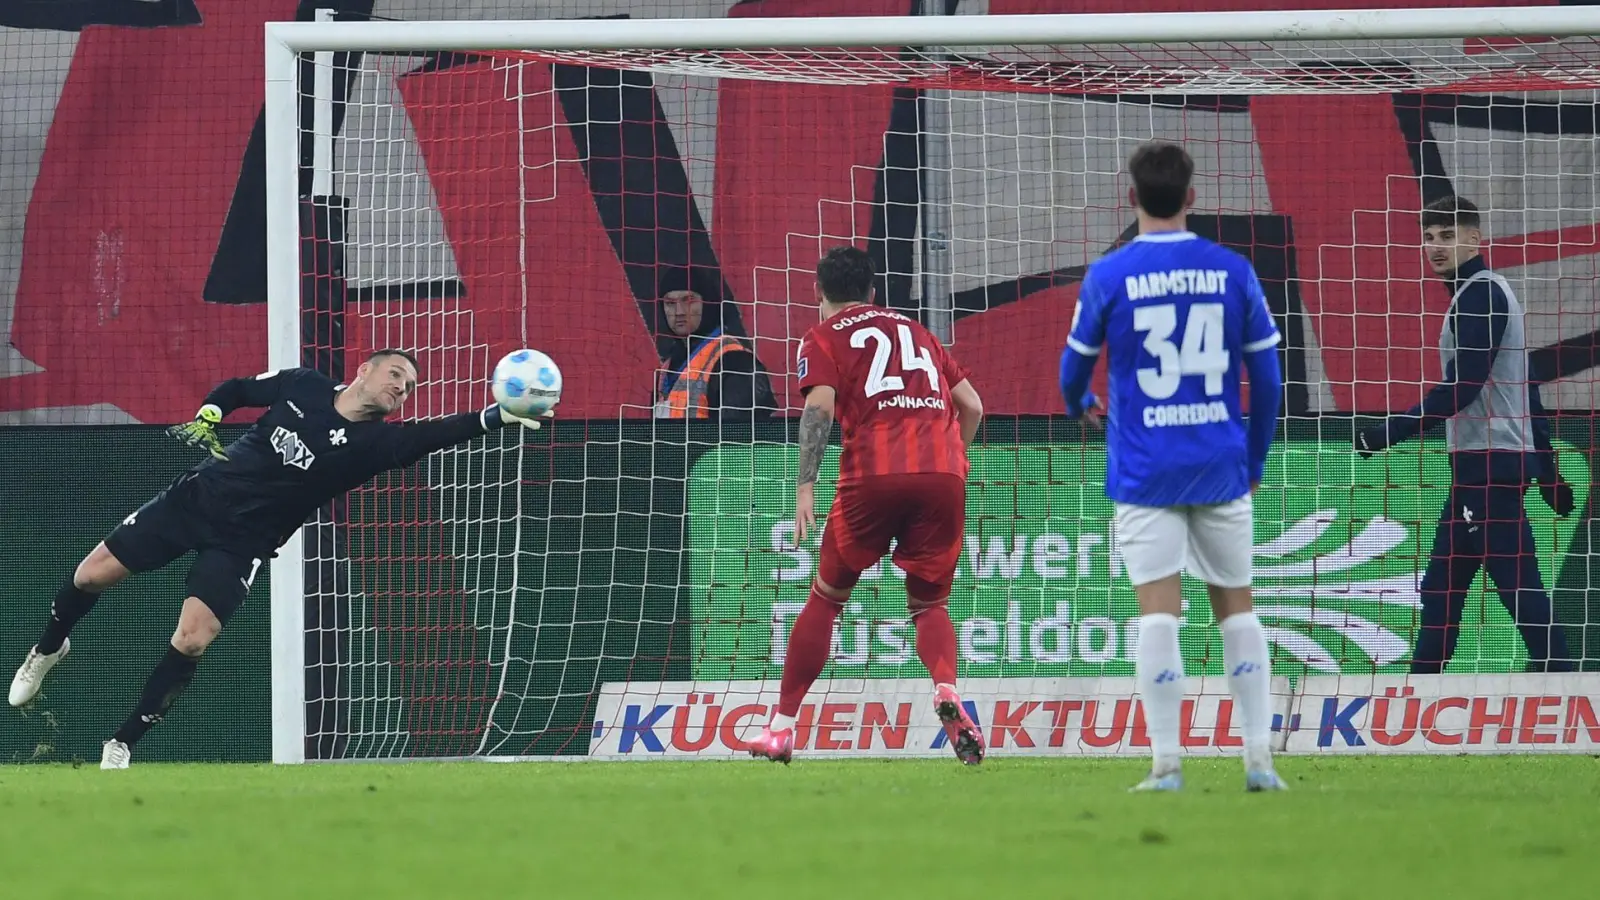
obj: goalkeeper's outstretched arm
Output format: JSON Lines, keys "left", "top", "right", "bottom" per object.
{"left": 383, "top": 404, "right": 552, "bottom": 470}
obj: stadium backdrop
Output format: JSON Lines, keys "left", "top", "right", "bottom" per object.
{"left": 8, "top": 4, "right": 1600, "bottom": 763}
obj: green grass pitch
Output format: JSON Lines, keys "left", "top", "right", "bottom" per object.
{"left": 1, "top": 756, "right": 1597, "bottom": 899}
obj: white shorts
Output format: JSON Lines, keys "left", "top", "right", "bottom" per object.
{"left": 1114, "top": 496, "right": 1253, "bottom": 588}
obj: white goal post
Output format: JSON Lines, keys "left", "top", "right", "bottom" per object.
{"left": 266, "top": 8, "right": 1600, "bottom": 764}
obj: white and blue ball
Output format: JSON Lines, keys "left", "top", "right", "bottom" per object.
{"left": 492, "top": 348, "right": 562, "bottom": 417}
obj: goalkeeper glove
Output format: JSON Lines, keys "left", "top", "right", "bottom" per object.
{"left": 481, "top": 405, "right": 555, "bottom": 431}
{"left": 167, "top": 404, "right": 228, "bottom": 460}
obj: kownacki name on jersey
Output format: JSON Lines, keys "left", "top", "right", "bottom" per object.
{"left": 877, "top": 394, "right": 947, "bottom": 412}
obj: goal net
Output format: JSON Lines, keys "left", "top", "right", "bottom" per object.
{"left": 268, "top": 9, "right": 1600, "bottom": 763}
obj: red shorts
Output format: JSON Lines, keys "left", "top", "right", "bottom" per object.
{"left": 818, "top": 472, "right": 966, "bottom": 605}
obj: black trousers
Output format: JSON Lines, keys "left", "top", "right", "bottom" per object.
{"left": 1411, "top": 481, "right": 1572, "bottom": 673}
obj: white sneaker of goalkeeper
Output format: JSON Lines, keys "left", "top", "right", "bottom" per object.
{"left": 101, "top": 739, "right": 131, "bottom": 770}
{"left": 8, "top": 639, "right": 69, "bottom": 707}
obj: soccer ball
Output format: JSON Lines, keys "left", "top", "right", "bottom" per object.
{"left": 491, "top": 348, "right": 562, "bottom": 418}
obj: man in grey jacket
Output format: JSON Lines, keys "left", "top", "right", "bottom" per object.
{"left": 1357, "top": 195, "right": 1573, "bottom": 673}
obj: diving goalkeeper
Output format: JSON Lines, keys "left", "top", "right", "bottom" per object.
{"left": 7, "top": 350, "right": 551, "bottom": 768}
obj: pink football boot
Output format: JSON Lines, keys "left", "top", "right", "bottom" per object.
{"left": 747, "top": 726, "right": 795, "bottom": 764}
{"left": 934, "top": 684, "right": 985, "bottom": 765}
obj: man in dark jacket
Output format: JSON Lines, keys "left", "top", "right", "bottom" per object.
{"left": 1356, "top": 196, "right": 1573, "bottom": 672}
{"left": 652, "top": 266, "right": 775, "bottom": 422}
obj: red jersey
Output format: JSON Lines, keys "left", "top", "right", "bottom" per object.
{"left": 797, "top": 306, "right": 971, "bottom": 484}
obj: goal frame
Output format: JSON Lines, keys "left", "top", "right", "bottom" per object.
{"left": 264, "top": 6, "right": 1600, "bottom": 764}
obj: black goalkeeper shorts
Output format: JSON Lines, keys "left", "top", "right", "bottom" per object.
{"left": 103, "top": 477, "right": 264, "bottom": 625}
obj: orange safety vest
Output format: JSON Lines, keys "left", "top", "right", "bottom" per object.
{"left": 662, "top": 334, "right": 743, "bottom": 419}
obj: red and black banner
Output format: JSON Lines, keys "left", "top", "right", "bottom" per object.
{"left": 3, "top": 0, "right": 1597, "bottom": 424}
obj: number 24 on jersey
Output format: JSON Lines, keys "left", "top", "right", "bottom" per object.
{"left": 851, "top": 324, "right": 941, "bottom": 398}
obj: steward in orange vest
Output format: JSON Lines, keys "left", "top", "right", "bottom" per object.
{"left": 653, "top": 268, "right": 775, "bottom": 422}
{"left": 659, "top": 329, "right": 750, "bottom": 419}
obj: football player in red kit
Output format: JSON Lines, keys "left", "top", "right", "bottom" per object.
{"left": 749, "top": 246, "right": 987, "bottom": 765}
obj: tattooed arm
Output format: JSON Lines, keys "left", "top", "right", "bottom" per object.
{"left": 793, "top": 385, "right": 836, "bottom": 545}
{"left": 797, "top": 390, "right": 834, "bottom": 486}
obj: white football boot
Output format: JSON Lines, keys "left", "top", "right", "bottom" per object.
{"left": 1130, "top": 769, "right": 1184, "bottom": 792}
{"left": 100, "top": 739, "right": 131, "bottom": 770}
{"left": 1246, "top": 768, "right": 1289, "bottom": 792}
{"left": 8, "top": 639, "right": 70, "bottom": 707}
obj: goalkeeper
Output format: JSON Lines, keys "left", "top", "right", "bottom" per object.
{"left": 7, "top": 350, "right": 551, "bottom": 768}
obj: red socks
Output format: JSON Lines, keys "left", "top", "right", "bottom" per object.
{"left": 913, "top": 603, "right": 958, "bottom": 686}
{"left": 777, "top": 589, "right": 959, "bottom": 720}
{"left": 777, "top": 584, "right": 843, "bottom": 718}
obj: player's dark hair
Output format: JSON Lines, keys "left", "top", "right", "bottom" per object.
{"left": 1127, "top": 141, "right": 1194, "bottom": 219}
{"left": 816, "top": 246, "right": 875, "bottom": 305}
{"left": 1420, "top": 195, "right": 1480, "bottom": 231}
{"left": 368, "top": 348, "right": 421, "bottom": 372}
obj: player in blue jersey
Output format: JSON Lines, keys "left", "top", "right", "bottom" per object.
{"left": 1060, "top": 141, "right": 1286, "bottom": 792}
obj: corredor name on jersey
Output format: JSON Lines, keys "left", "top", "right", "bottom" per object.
{"left": 1143, "top": 400, "right": 1231, "bottom": 428}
